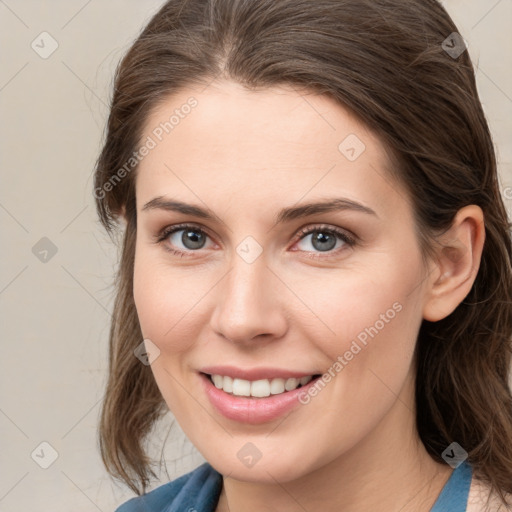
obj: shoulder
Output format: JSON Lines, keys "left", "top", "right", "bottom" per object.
{"left": 466, "top": 476, "right": 512, "bottom": 512}
{"left": 114, "top": 462, "right": 223, "bottom": 512}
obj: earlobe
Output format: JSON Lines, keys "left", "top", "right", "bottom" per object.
{"left": 422, "top": 205, "right": 486, "bottom": 322}
{"left": 119, "top": 205, "right": 128, "bottom": 227}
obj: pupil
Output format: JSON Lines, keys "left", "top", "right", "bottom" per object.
{"left": 179, "top": 230, "right": 336, "bottom": 252}
{"left": 313, "top": 232, "right": 336, "bottom": 252}
{"left": 183, "top": 230, "right": 205, "bottom": 249}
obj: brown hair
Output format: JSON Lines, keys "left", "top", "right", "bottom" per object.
{"left": 94, "top": 0, "right": 512, "bottom": 505}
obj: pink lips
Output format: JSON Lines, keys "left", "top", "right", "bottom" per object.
{"left": 199, "top": 367, "right": 321, "bottom": 424}
{"left": 199, "top": 365, "right": 317, "bottom": 381}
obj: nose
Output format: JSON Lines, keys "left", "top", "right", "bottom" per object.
{"left": 209, "top": 251, "right": 288, "bottom": 345}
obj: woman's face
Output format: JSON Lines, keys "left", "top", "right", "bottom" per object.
{"left": 133, "top": 80, "right": 432, "bottom": 482}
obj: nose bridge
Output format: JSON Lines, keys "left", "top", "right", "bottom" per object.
{"left": 210, "top": 244, "right": 285, "bottom": 343}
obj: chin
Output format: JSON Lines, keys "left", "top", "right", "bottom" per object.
{"left": 203, "top": 448, "right": 318, "bottom": 484}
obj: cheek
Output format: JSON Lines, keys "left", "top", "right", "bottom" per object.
{"left": 296, "top": 253, "right": 424, "bottom": 377}
{"left": 133, "top": 251, "right": 212, "bottom": 354}
{"left": 287, "top": 265, "right": 423, "bottom": 450}
{"left": 133, "top": 254, "right": 203, "bottom": 414}
{"left": 133, "top": 256, "right": 165, "bottom": 340}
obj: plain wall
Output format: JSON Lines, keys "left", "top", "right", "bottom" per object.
{"left": 1, "top": 1, "right": 511, "bottom": 510}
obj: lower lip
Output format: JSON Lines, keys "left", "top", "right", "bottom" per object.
{"left": 200, "top": 372, "right": 321, "bottom": 424}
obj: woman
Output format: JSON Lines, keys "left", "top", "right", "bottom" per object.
{"left": 93, "top": 0, "right": 512, "bottom": 510}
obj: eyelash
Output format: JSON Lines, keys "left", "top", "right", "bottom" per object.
{"left": 153, "top": 223, "right": 357, "bottom": 260}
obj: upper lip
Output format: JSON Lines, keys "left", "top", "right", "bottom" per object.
{"left": 199, "top": 365, "right": 320, "bottom": 381}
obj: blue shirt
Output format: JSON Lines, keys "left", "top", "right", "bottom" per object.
{"left": 115, "top": 459, "right": 472, "bottom": 512}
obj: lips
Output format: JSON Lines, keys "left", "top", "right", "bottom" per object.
{"left": 199, "top": 367, "right": 323, "bottom": 424}
{"left": 199, "top": 365, "right": 319, "bottom": 381}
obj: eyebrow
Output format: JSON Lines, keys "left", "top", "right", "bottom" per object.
{"left": 141, "top": 196, "right": 378, "bottom": 223}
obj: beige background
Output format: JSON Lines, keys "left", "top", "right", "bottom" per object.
{"left": 0, "top": 1, "right": 511, "bottom": 511}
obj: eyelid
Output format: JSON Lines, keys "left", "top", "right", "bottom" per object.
{"left": 153, "top": 222, "right": 216, "bottom": 246}
{"left": 293, "top": 223, "right": 357, "bottom": 245}
{"left": 154, "top": 222, "right": 357, "bottom": 257}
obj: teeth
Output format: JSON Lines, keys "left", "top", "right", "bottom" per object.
{"left": 285, "top": 377, "right": 299, "bottom": 391}
{"left": 232, "top": 378, "right": 251, "bottom": 396}
{"left": 300, "top": 376, "right": 312, "bottom": 386}
{"left": 269, "top": 378, "right": 285, "bottom": 395}
{"left": 223, "top": 375, "right": 233, "bottom": 393}
{"left": 210, "top": 374, "right": 314, "bottom": 397}
{"left": 250, "top": 379, "right": 271, "bottom": 398}
{"left": 212, "top": 374, "right": 223, "bottom": 389}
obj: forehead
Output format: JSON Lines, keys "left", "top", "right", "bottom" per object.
{"left": 135, "top": 79, "right": 411, "bottom": 220}
{"left": 140, "top": 80, "right": 372, "bottom": 160}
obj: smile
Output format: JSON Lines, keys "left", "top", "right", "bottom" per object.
{"left": 199, "top": 370, "right": 324, "bottom": 424}
{"left": 207, "top": 373, "right": 320, "bottom": 398}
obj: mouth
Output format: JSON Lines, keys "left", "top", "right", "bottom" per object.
{"left": 200, "top": 372, "right": 323, "bottom": 399}
{"left": 199, "top": 370, "right": 324, "bottom": 424}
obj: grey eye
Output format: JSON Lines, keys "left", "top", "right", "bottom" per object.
{"left": 297, "top": 230, "right": 342, "bottom": 252}
{"left": 170, "top": 228, "right": 208, "bottom": 250}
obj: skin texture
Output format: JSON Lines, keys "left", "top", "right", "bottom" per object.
{"left": 131, "top": 80, "right": 485, "bottom": 512}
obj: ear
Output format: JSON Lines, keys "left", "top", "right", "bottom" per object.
{"left": 422, "top": 205, "right": 486, "bottom": 322}
{"left": 118, "top": 205, "right": 128, "bottom": 227}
